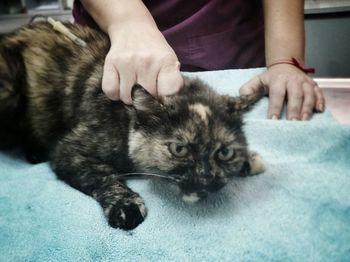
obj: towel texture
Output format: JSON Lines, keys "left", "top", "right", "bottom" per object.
{"left": 1, "top": 68, "right": 349, "bottom": 262}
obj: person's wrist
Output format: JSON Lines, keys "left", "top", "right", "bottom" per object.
{"left": 267, "top": 57, "right": 315, "bottom": 74}
{"left": 107, "top": 19, "right": 159, "bottom": 44}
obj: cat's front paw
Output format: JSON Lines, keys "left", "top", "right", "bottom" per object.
{"left": 248, "top": 151, "right": 266, "bottom": 175}
{"left": 241, "top": 151, "right": 266, "bottom": 176}
{"left": 106, "top": 196, "right": 147, "bottom": 230}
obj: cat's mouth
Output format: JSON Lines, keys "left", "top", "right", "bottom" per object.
{"left": 179, "top": 179, "right": 226, "bottom": 203}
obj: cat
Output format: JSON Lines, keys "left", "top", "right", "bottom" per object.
{"left": 0, "top": 21, "right": 265, "bottom": 230}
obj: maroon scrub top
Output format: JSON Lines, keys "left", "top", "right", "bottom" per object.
{"left": 73, "top": 0, "right": 265, "bottom": 71}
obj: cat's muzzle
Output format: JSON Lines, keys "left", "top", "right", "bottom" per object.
{"left": 179, "top": 178, "right": 226, "bottom": 203}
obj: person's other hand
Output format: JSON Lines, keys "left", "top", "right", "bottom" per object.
{"left": 239, "top": 64, "right": 325, "bottom": 120}
{"left": 102, "top": 22, "right": 183, "bottom": 104}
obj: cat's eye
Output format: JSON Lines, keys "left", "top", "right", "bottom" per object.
{"left": 217, "top": 147, "right": 235, "bottom": 161}
{"left": 169, "top": 143, "right": 188, "bottom": 157}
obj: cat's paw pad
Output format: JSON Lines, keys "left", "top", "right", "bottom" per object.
{"left": 248, "top": 151, "right": 266, "bottom": 175}
{"left": 107, "top": 197, "right": 146, "bottom": 230}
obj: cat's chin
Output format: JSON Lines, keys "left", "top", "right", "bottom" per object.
{"left": 182, "top": 192, "right": 207, "bottom": 203}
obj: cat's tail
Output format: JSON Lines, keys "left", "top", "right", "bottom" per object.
{"left": 233, "top": 92, "right": 264, "bottom": 112}
{"left": 0, "top": 37, "right": 24, "bottom": 148}
{"left": 225, "top": 92, "right": 264, "bottom": 116}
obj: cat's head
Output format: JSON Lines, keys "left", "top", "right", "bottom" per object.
{"left": 128, "top": 78, "right": 261, "bottom": 202}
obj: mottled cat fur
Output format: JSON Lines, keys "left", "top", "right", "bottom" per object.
{"left": 0, "top": 22, "right": 265, "bottom": 230}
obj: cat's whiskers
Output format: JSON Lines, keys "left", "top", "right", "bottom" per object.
{"left": 117, "top": 172, "right": 184, "bottom": 183}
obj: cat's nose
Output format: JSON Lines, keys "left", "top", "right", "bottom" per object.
{"left": 196, "top": 161, "right": 213, "bottom": 184}
{"left": 198, "top": 172, "right": 215, "bottom": 184}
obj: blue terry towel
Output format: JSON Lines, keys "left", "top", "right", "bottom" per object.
{"left": 0, "top": 68, "right": 349, "bottom": 262}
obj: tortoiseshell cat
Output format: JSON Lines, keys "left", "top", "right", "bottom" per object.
{"left": 0, "top": 22, "right": 265, "bottom": 230}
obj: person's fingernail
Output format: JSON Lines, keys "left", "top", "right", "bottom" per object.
{"left": 318, "top": 103, "right": 324, "bottom": 112}
{"left": 302, "top": 113, "right": 309, "bottom": 121}
{"left": 291, "top": 117, "right": 298, "bottom": 121}
{"left": 271, "top": 115, "right": 278, "bottom": 120}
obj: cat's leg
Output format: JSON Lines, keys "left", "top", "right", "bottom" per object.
{"left": 241, "top": 151, "right": 266, "bottom": 176}
{"left": 91, "top": 174, "right": 146, "bottom": 230}
{"left": 0, "top": 51, "right": 22, "bottom": 148}
{"left": 24, "top": 139, "right": 49, "bottom": 164}
{"left": 50, "top": 130, "right": 146, "bottom": 230}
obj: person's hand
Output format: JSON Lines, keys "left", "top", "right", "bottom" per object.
{"left": 102, "top": 21, "right": 183, "bottom": 104}
{"left": 239, "top": 64, "right": 325, "bottom": 120}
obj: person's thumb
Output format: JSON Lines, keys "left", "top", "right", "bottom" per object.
{"left": 102, "top": 59, "right": 120, "bottom": 101}
{"left": 239, "top": 75, "right": 266, "bottom": 96}
{"left": 157, "top": 61, "right": 183, "bottom": 97}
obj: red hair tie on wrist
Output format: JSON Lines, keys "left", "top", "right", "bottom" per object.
{"left": 268, "top": 58, "right": 315, "bottom": 74}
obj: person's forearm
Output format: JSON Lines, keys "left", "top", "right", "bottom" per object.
{"left": 263, "top": 0, "right": 305, "bottom": 65}
{"left": 80, "top": 0, "right": 158, "bottom": 37}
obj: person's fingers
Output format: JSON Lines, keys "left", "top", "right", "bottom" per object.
{"left": 239, "top": 76, "right": 266, "bottom": 95}
{"left": 267, "top": 79, "right": 286, "bottom": 120}
{"left": 157, "top": 61, "right": 183, "bottom": 97}
{"left": 102, "top": 59, "right": 120, "bottom": 101}
{"left": 118, "top": 60, "right": 137, "bottom": 105}
{"left": 313, "top": 84, "right": 325, "bottom": 112}
{"left": 300, "top": 82, "right": 316, "bottom": 121}
{"left": 136, "top": 56, "right": 159, "bottom": 97}
{"left": 286, "top": 80, "right": 304, "bottom": 120}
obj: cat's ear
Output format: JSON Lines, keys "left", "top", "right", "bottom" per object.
{"left": 131, "top": 84, "right": 162, "bottom": 112}
{"left": 226, "top": 93, "right": 263, "bottom": 115}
